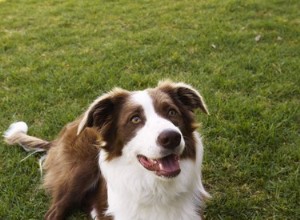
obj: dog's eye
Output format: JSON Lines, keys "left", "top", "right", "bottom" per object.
{"left": 131, "top": 116, "right": 141, "bottom": 124}
{"left": 168, "top": 109, "right": 177, "bottom": 117}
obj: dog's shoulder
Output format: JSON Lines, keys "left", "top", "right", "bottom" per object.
{"left": 54, "top": 117, "right": 102, "bottom": 160}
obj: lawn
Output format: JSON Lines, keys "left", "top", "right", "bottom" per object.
{"left": 0, "top": 0, "right": 299, "bottom": 219}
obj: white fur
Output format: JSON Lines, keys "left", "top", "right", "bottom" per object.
{"left": 3, "top": 121, "right": 28, "bottom": 138}
{"left": 90, "top": 208, "right": 99, "bottom": 220}
{"left": 99, "top": 91, "right": 208, "bottom": 220}
{"left": 4, "top": 121, "right": 46, "bottom": 153}
{"left": 126, "top": 91, "right": 185, "bottom": 159}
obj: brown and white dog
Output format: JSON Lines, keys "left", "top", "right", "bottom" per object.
{"left": 4, "top": 81, "right": 210, "bottom": 220}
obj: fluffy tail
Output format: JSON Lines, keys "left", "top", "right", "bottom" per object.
{"left": 3, "top": 122, "right": 51, "bottom": 152}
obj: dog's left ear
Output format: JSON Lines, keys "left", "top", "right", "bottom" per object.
{"left": 158, "top": 80, "right": 209, "bottom": 114}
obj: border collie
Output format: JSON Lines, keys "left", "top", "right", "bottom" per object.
{"left": 4, "top": 80, "right": 210, "bottom": 220}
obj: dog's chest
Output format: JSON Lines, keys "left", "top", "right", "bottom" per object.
{"left": 106, "top": 185, "right": 198, "bottom": 220}
{"left": 100, "top": 155, "right": 201, "bottom": 220}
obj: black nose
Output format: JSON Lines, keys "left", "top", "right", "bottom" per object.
{"left": 157, "top": 130, "right": 181, "bottom": 149}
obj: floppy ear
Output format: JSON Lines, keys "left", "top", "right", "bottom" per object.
{"left": 158, "top": 80, "right": 209, "bottom": 114}
{"left": 77, "top": 88, "right": 129, "bottom": 135}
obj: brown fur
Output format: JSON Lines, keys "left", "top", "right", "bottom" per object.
{"left": 43, "top": 120, "right": 104, "bottom": 219}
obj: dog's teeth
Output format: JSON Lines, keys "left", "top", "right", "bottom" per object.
{"left": 149, "top": 158, "right": 157, "bottom": 164}
{"left": 159, "top": 163, "right": 163, "bottom": 170}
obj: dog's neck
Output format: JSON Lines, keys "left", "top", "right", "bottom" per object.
{"left": 99, "top": 153, "right": 202, "bottom": 220}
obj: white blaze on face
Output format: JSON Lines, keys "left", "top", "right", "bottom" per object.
{"left": 122, "top": 90, "right": 185, "bottom": 160}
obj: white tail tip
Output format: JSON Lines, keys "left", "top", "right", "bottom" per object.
{"left": 4, "top": 121, "right": 28, "bottom": 138}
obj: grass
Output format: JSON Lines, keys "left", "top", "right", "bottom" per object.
{"left": 0, "top": 0, "right": 299, "bottom": 219}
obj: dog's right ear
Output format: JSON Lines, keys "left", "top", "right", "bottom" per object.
{"left": 77, "top": 88, "right": 129, "bottom": 135}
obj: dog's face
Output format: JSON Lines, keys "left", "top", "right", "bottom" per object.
{"left": 77, "top": 81, "right": 208, "bottom": 179}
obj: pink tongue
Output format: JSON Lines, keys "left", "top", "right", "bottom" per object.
{"left": 157, "top": 155, "right": 180, "bottom": 172}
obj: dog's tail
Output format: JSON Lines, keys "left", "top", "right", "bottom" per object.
{"left": 3, "top": 122, "right": 51, "bottom": 152}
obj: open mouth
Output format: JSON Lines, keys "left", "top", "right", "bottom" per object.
{"left": 137, "top": 154, "right": 181, "bottom": 178}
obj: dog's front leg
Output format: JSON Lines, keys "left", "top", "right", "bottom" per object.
{"left": 44, "top": 193, "right": 75, "bottom": 220}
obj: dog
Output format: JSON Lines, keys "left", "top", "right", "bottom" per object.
{"left": 4, "top": 80, "right": 210, "bottom": 220}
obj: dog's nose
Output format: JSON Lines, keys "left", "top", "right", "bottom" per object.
{"left": 157, "top": 130, "right": 181, "bottom": 149}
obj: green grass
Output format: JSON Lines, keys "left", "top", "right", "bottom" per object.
{"left": 0, "top": 0, "right": 299, "bottom": 219}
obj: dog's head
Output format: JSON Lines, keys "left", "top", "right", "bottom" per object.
{"left": 77, "top": 81, "right": 208, "bottom": 178}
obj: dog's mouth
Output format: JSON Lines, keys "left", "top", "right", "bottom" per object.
{"left": 137, "top": 154, "right": 181, "bottom": 178}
